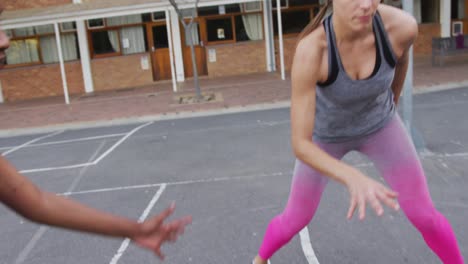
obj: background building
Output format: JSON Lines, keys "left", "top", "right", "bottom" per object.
{"left": 0, "top": 0, "right": 467, "bottom": 102}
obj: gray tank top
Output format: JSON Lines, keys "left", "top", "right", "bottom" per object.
{"left": 313, "top": 13, "right": 397, "bottom": 143}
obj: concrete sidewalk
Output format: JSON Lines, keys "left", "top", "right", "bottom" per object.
{"left": 0, "top": 56, "right": 467, "bottom": 137}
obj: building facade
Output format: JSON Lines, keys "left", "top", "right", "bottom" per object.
{"left": 0, "top": 0, "right": 467, "bottom": 102}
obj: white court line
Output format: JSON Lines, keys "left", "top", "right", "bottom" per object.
{"left": 0, "top": 133, "right": 126, "bottom": 151}
{"left": 19, "top": 162, "right": 94, "bottom": 174}
{"left": 62, "top": 171, "right": 287, "bottom": 196}
{"left": 299, "top": 227, "right": 320, "bottom": 264}
{"left": 18, "top": 122, "right": 152, "bottom": 174}
{"left": 109, "top": 184, "right": 167, "bottom": 264}
{"left": 2, "top": 130, "right": 63, "bottom": 156}
{"left": 92, "top": 122, "right": 153, "bottom": 165}
{"left": 439, "top": 152, "right": 468, "bottom": 157}
{"left": 14, "top": 142, "right": 105, "bottom": 264}
{"left": 14, "top": 226, "right": 48, "bottom": 264}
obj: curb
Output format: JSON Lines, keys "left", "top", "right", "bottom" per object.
{"left": 1, "top": 82, "right": 467, "bottom": 138}
{"left": 414, "top": 81, "right": 468, "bottom": 94}
{"left": 0, "top": 101, "right": 290, "bottom": 138}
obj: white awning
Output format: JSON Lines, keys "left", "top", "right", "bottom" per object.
{"left": 1, "top": 0, "right": 261, "bottom": 29}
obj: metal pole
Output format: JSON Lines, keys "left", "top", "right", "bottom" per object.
{"left": 401, "top": 0, "right": 413, "bottom": 131}
{"left": 165, "top": 8, "right": 177, "bottom": 92}
{"left": 275, "top": 0, "right": 285, "bottom": 80}
{"left": 54, "top": 23, "right": 70, "bottom": 104}
{"left": 263, "top": 0, "right": 274, "bottom": 72}
{"left": 401, "top": 0, "right": 425, "bottom": 149}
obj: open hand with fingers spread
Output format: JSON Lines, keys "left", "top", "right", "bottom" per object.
{"left": 131, "top": 203, "right": 192, "bottom": 260}
{"left": 345, "top": 168, "right": 399, "bottom": 220}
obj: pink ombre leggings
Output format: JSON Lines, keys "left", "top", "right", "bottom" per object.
{"left": 258, "top": 114, "right": 464, "bottom": 263}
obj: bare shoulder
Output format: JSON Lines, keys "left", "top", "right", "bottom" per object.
{"left": 296, "top": 25, "right": 327, "bottom": 61}
{"left": 293, "top": 25, "right": 328, "bottom": 81}
{"left": 377, "top": 4, "right": 418, "bottom": 57}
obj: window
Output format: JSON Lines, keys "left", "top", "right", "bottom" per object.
{"left": 207, "top": 17, "right": 234, "bottom": 42}
{"left": 224, "top": 4, "right": 242, "bottom": 13}
{"left": 5, "top": 39, "right": 40, "bottom": 65}
{"left": 235, "top": 14, "right": 263, "bottom": 41}
{"left": 88, "top": 15, "right": 148, "bottom": 57}
{"left": 198, "top": 6, "right": 220, "bottom": 16}
{"left": 91, "top": 30, "right": 120, "bottom": 55}
{"left": 199, "top": 4, "right": 241, "bottom": 16}
{"left": 270, "top": 1, "right": 320, "bottom": 36}
{"left": 61, "top": 22, "right": 77, "bottom": 32}
{"left": 272, "top": 10, "right": 310, "bottom": 35}
{"left": 87, "top": 19, "right": 105, "bottom": 28}
{"left": 420, "top": 0, "right": 439, "bottom": 23}
{"left": 201, "top": 3, "right": 264, "bottom": 44}
{"left": 152, "top": 25, "right": 169, "bottom": 48}
{"left": 451, "top": 0, "right": 466, "bottom": 19}
{"left": 289, "top": 0, "right": 319, "bottom": 7}
{"left": 152, "top": 12, "right": 166, "bottom": 21}
{"left": 5, "top": 24, "right": 79, "bottom": 67}
{"left": 241, "top": 2, "right": 262, "bottom": 12}
{"left": 414, "top": 0, "right": 439, "bottom": 24}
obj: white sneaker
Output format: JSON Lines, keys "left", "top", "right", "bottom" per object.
{"left": 252, "top": 260, "right": 271, "bottom": 264}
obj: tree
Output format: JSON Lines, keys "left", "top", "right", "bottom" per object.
{"left": 168, "top": 0, "right": 202, "bottom": 101}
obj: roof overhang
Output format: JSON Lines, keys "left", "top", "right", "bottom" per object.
{"left": 0, "top": 0, "right": 261, "bottom": 30}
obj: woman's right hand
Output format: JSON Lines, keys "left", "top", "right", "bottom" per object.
{"left": 345, "top": 168, "right": 399, "bottom": 220}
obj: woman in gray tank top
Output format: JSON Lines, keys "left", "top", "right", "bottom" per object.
{"left": 253, "top": 1, "right": 464, "bottom": 263}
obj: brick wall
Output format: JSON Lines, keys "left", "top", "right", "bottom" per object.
{"left": 206, "top": 40, "right": 267, "bottom": 78}
{"left": 0, "top": 62, "right": 84, "bottom": 102}
{"left": 91, "top": 53, "right": 153, "bottom": 92}
{"left": 0, "top": 54, "right": 154, "bottom": 101}
{"left": 275, "top": 37, "right": 297, "bottom": 72}
{"left": 3, "top": 0, "right": 71, "bottom": 10}
{"left": 414, "top": 23, "right": 441, "bottom": 55}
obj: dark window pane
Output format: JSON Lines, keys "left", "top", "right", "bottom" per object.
{"left": 207, "top": 18, "right": 233, "bottom": 42}
{"left": 421, "top": 0, "right": 439, "bottom": 23}
{"left": 142, "top": 13, "right": 152, "bottom": 22}
{"left": 289, "top": 0, "right": 318, "bottom": 7}
{"left": 91, "top": 30, "right": 120, "bottom": 55}
{"left": 272, "top": 10, "right": 310, "bottom": 35}
{"left": 199, "top": 6, "right": 219, "bottom": 16}
{"left": 88, "top": 19, "right": 105, "bottom": 28}
{"left": 152, "top": 12, "right": 166, "bottom": 21}
{"left": 224, "top": 4, "right": 241, "bottom": 13}
{"left": 451, "top": 0, "right": 465, "bottom": 19}
{"left": 152, "top": 25, "right": 169, "bottom": 48}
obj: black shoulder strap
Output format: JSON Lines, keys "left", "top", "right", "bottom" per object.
{"left": 374, "top": 11, "right": 396, "bottom": 68}
{"left": 318, "top": 15, "right": 339, "bottom": 87}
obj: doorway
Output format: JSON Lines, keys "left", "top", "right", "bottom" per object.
{"left": 147, "top": 22, "right": 172, "bottom": 81}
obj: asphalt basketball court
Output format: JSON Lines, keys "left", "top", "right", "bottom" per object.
{"left": 0, "top": 87, "right": 467, "bottom": 263}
